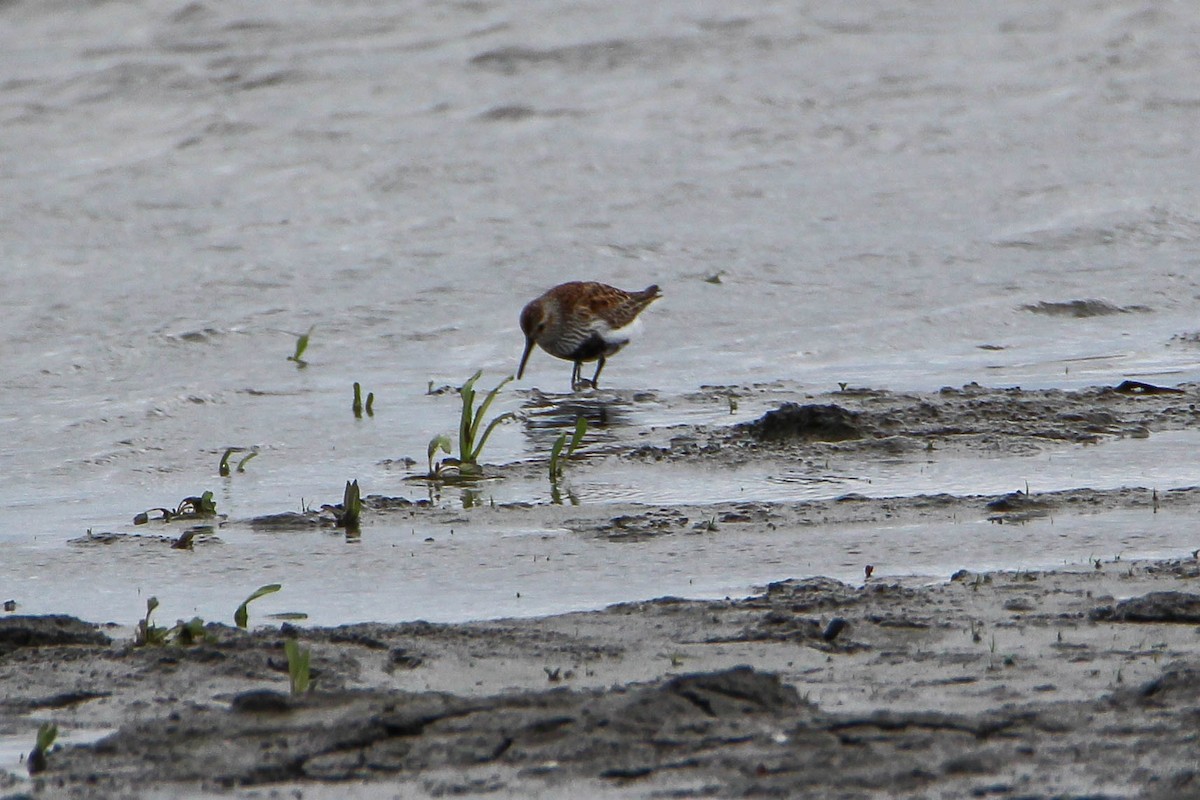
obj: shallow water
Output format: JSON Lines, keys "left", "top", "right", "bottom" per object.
{"left": 1, "top": 504, "right": 1185, "bottom": 627}
{"left": 3, "top": 0, "right": 1200, "bottom": 623}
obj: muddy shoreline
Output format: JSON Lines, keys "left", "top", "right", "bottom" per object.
{"left": 4, "top": 381, "right": 1200, "bottom": 798}
{"left": 3, "top": 556, "right": 1200, "bottom": 799}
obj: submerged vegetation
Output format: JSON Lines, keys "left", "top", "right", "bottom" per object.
{"left": 549, "top": 416, "right": 588, "bottom": 483}
{"left": 219, "top": 448, "right": 258, "bottom": 476}
{"left": 352, "top": 382, "right": 375, "bottom": 418}
{"left": 548, "top": 417, "right": 587, "bottom": 505}
{"left": 235, "top": 584, "right": 282, "bottom": 629}
{"left": 134, "top": 491, "right": 217, "bottom": 525}
{"left": 425, "top": 371, "right": 514, "bottom": 480}
{"left": 288, "top": 325, "right": 314, "bottom": 368}
{"left": 329, "top": 480, "right": 362, "bottom": 531}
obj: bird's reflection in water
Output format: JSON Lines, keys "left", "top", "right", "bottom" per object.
{"left": 519, "top": 388, "right": 644, "bottom": 452}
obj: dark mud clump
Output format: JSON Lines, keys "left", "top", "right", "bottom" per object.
{"left": 1091, "top": 591, "right": 1200, "bottom": 624}
{"left": 0, "top": 615, "right": 111, "bottom": 652}
{"left": 737, "top": 403, "right": 865, "bottom": 443}
{"left": 654, "top": 381, "right": 1200, "bottom": 466}
{"left": 1022, "top": 299, "right": 1152, "bottom": 317}
{"left": 47, "top": 666, "right": 808, "bottom": 792}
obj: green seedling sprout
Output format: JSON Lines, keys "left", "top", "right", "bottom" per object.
{"left": 288, "top": 325, "right": 313, "bottom": 368}
{"left": 549, "top": 416, "right": 588, "bottom": 482}
{"left": 427, "top": 434, "right": 452, "bottom": 476}
{"left": 350, "top": 383, "right": 376, "bottom": 418}
{"left": 172, "top": 617, "right": 215, "bottom": 646}
{"left": 171, "top": 530, "right": 197, "bottom": 550}
{"left": 235, "top": 584, "right": 282, "bottom": 629}
{"left": 27, "top": 722, "right": 58, "bottom": 775}
{"left": 458, "top": 370, "right": 514, "bottom": 472}
{"left": 426, "top": 371, "right": 514, "bottom": 479}
{"left": 333, "top": 480, "right": 362, "bottom": 530}
{"left": 135, "top": 598, "right": 215, "bottom": 646}
{"left": 135, "top": 597, "right": 168, "bottom": 647}
{"left": 285, "top": 639, "right": 312, "bottom": 694}
{"left": 220, "top": 449, "right": 258, "bottom": 476}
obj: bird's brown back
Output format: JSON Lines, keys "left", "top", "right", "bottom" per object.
{"left": 565, "top": 282, "right": 661, "bottom": 329}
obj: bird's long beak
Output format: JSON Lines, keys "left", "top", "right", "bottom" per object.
{"left": 517, "top": 337, "right": 535, "bottom": 380}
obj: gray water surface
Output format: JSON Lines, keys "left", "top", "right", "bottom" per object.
{"left": 3, "top": 0, "right": 1200, "bottom": 623}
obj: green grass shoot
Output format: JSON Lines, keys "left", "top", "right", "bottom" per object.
{"left": 427, "top": 434, "right": 452, "bottom": 476}
{"left": 285, "top": 639, "right": 312, "bottom": 694}
{"left": 549, "top": 416, "right": 588, "bottom": 482}
{"left": 335, "top": 480, "right": 362, "bottom": 529}
{"left": 425, "top": 371, "right": 514, "bottom": 479}
{"left": 235, "top": 584, "right": 282, "bottom": 629}
{"left": 27, "top": 722, "right": 58, "bottom": 775}
{"left": 135, "top": 597, "right": 168, "bottom": 647}
{"left": 353, "top": 383, "right": 376, "bottom": 418}
{"left": 35, "top": 722, "right": 58, "bottom": 753}
{"left": 221, "top": 449, "right": 258, "bottom": 475}
{"left": 172, "top": 617, "right": 215, "bottom": 646}
{"left": 455, "top": 370, "right": 514, "bottom": 475}
{"left": 288, "top": 325, "right": 314, "bottom": 368}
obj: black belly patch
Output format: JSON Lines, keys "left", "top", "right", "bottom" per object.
{"left": 569, "top": 332, "right": 622, "bottom": 362}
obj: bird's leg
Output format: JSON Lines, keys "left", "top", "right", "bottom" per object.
{"left": 590, "top": 356, "right": 606, "bottom": 389}
{"left": 571, "top": 361, "right": 583, "bottom": 392}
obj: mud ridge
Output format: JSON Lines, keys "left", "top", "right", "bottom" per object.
{"left": 6, "top": 555, "right": 1200, "bottom": 798}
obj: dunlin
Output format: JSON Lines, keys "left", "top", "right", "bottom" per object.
{"left": 517, "top": 281, "right": 661, "bottom": 390}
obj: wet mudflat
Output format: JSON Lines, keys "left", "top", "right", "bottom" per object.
{"left": 4, "top": 381, "right": 1200, "bottom": 798}
{"left": 6, "top": 0, "right": 1200, "bottom": 794}
{"left": 3, "top": 556, "right": 1200, "bottom": 799}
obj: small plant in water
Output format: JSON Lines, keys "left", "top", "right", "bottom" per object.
{"left": 427, "top": 434, "right": 453, "bottom": 477}
{"left": 219, "top": 448, "right": 259, "bottom": 476}
{"left": 235, "top": 584, "right": 282, "bottom": 629}
{"left": 288, "top": 325, "right": 314, "bottom": 368}
{"left": 285, "top": 639, "right": 312, "bottom": 694}
{"left": 352, "top": 382, "right": 376, "bottom": 418}
{"left": 328, "top": 480, "right": 362, "bottom": 531}
{"left": 426, "top": 371, "right": 514, "bottom": 479}
{"left": 26, "top": 722, "right": 58, "bottom": 775}
{"left": 549, "top": 416, "right": 588, "bottom": 483}
{"left": 134, "top": 491, "right": 217, "bottom": 525}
